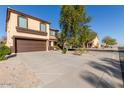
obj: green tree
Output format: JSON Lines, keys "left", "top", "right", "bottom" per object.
{"left": 79, "top": 26, "right": 90, "bottom": 48}
{"left": 56, "top": 32, "right": 65, "bottom": 49}
{"left": 102, "top": 36, "right": 117, "bottom": 46}
{"left": 109, "top": 39, "right": 117, "bottom": 45}
{"left": 0, "top": 36, "right": 7, "bottom": 47}
{"left": 59, "top": 5, "right": 85, "bottom": 49}
{"left": 79, "top": 26, "right": 97, "bottom": 48}
{"left": 59, "top": 5, "right": 96, "bottom": 54}
{"left": 75, "top": 6, "right": 93, "bottom": 48}
{"left": 88, "top": 31, "right": 97, "bottom": 42}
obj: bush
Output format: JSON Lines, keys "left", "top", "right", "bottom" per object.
{"left": 53, "top": 45, "right": 60, "bottom": 51}
{"left": 62, "top": 48, "right": 67, "bottom": 54}
{"left": 0, "top": 55, "right": 6, "bottom": 60}
{"left": 73, "top": 48, "right": 87, "bottom": 56}
{"left": 0, "top": 46, "right": 11, "bottom": 61}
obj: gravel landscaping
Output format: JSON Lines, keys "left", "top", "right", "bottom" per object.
{"left": 0, "top": 58, "right": 41, "bottom": 88}
{"left": 0, "top": 50, "right": 123, "bottom": 88}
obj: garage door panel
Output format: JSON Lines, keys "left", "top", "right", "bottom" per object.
{"left": 15, "top": 38, "right": 46, "bottom": 53}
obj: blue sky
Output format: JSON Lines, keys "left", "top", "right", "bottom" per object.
{"left": 0, "top": 5, "right": 124, "bottom": 45}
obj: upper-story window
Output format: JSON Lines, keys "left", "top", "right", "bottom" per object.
{"left": 40, "top": 24, "right": 46, "bottom": 32}
{"left": 50, "top": 31, "right": 55, "bottom": 36}
{"left": 18, "top": 16, "right": 28, "bottom": 28}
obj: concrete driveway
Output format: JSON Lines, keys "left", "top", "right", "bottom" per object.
{"left": 12, "top": 51, "right": 123, "bottom": 88}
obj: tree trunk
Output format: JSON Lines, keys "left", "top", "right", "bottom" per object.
{"left": 82, "top": 42, "right": 85, "bottom": 48}
{"left": 86, "top": 43, "right": 89, "bottom": 48}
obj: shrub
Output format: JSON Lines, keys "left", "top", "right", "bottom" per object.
{"left": 62, "top": 48, "right": 67, "bottom": 54}
{"left": 53, "top": 45, "right": 60, "bottom": 51}
{"left": 73, "top": 48, "right": 87, "bottom": 56}
{"left": 0, "top": 46, "right": 11, "bottom": 61}
{"left": 0, "top": 55, "right": 6, "bottom": 60}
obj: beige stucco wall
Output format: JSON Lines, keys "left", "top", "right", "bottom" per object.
{"left": 92, "top": 36, "right": 101, "bottom": 48}
{"left": 46, "top": 24, "right": 50, "bottom": 51}
{"left": 51, "top": 41, "right": 54, "bottom": 46}
{"left": 6, "top": 12, "right": 50, "bottom": 51}
{"left": 6, "top": 12, "right": 14, "bottom": 47}
{"left": 28, "top": 18, "right": 40, "bottom": 31}
{"left": 46, "top": 24, "right": 50, "bottom": 39}
{"left": 49, "top": 36, "right": 56, "bottom": 40}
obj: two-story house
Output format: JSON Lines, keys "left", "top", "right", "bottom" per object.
{"left": 6, "top": 8, "right": 58, "bottom": 53}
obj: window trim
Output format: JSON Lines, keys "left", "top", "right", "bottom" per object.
{"left": 18, "top": 15, "right": 28, "bottom": 29}
{"left": 16, "top": 26, "right": 47, "bottom": 36}
{"left": 50, "top": 31, "right": 56, "bottom": 36}
{"left": 40, "top": 23, "right": 46, "bottom": 32}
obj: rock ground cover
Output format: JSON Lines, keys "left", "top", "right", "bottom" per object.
{"left": 0, "top": 51, "right": 123, "bottom": 88}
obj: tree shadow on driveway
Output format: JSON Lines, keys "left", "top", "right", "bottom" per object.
{"left": 79, "top": 57, "right": 123, "bottom": 88}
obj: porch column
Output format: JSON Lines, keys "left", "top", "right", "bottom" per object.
{"left": 46, "top": 40, "right": 49, "bottom": 51}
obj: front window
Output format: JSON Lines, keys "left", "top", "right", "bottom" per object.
{"left": 40, "top": 24, "right": 46, "bottom": 32}
{"left": 18, "top": 16, "right": 27, "bottom": 28}
{"left": 50, "top": 31, "right": 55, "bottom": 36}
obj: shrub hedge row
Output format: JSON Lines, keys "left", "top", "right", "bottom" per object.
{"left": 0, "top": 45, "right": 11, "bottom": 61}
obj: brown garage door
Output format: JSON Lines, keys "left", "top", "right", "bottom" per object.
{"left": 15, "top": 38, "right": 46, "bottom": 53}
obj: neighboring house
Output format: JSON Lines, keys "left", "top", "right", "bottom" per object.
{"left": 6, "top": 8, "right": 58, "bottom": 53}
{"left": 88, "top": 36, "right": 101, "bottom": 48}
